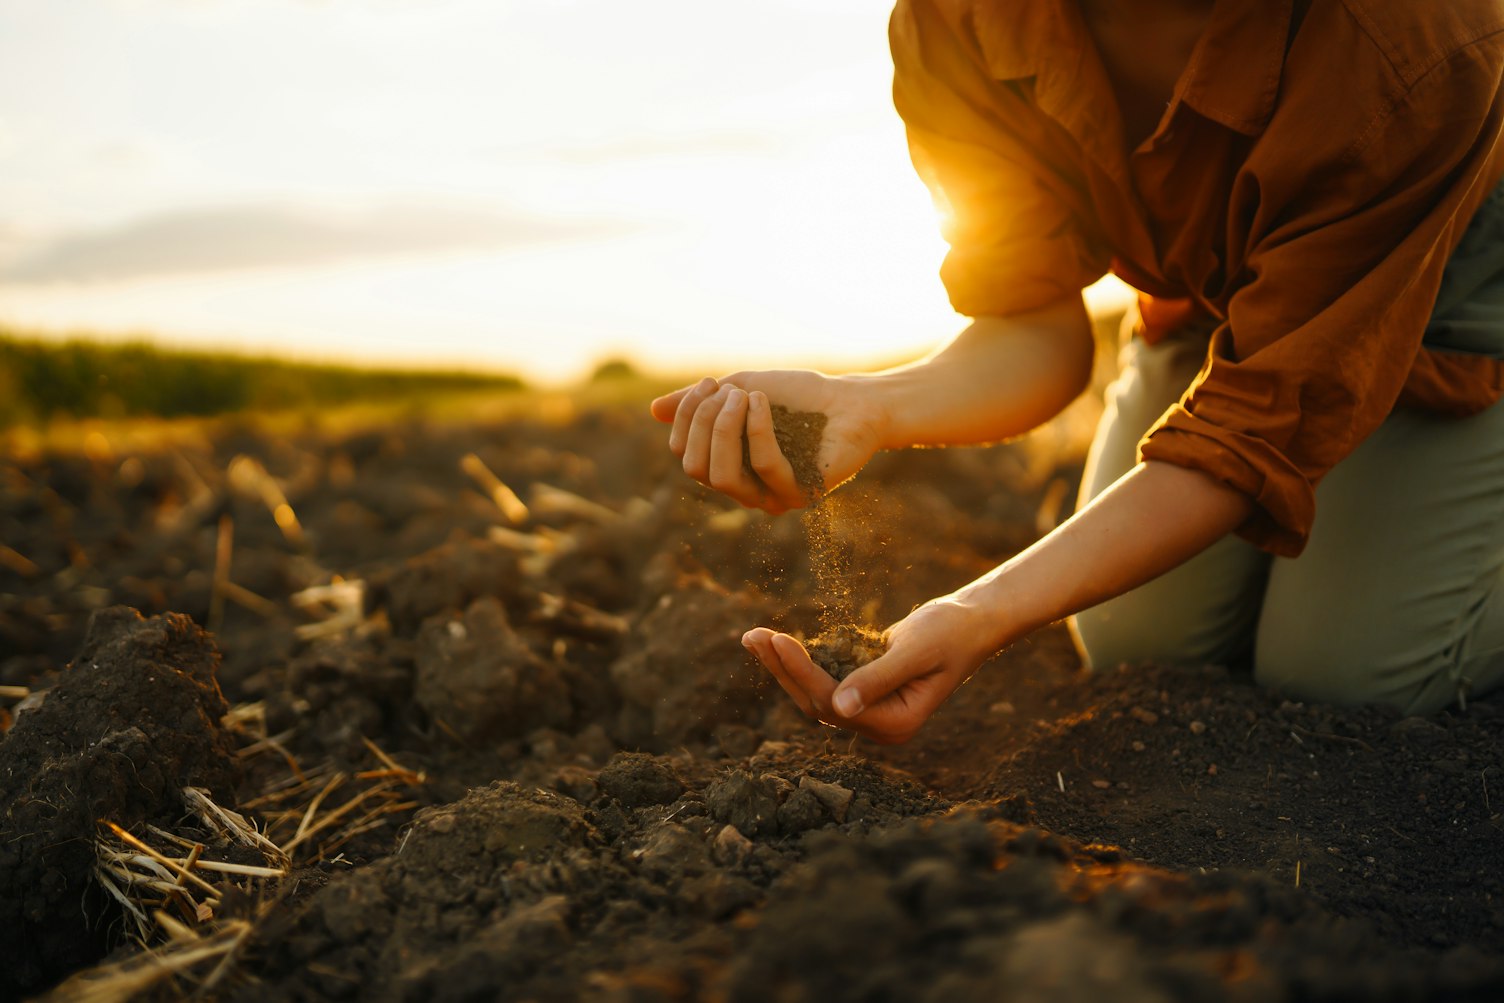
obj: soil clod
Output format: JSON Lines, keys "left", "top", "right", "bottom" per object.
{"left": 0, "top": 607, "right": 235, "bottom": 997}
{"left": 807, "top": 623, "right": 889, "bottom": 681}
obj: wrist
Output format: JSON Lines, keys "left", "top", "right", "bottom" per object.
{"left": 835, "top": 369, "right": 921, "bottom": 452}
{"left": 933, "top": 578, "right": 1025, "bottom": 668}
{"left": 830, "top": 371, "right": 904, "bottom": 452}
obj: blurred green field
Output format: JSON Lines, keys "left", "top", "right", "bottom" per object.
{"left": 0, "top": 331, "right": 532, "bottom": 428}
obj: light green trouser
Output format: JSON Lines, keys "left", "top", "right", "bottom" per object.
{"left": 1068, "top": 180, "right": 1504, "bottom": 715}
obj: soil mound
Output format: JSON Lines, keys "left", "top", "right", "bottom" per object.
{"left": 0, "top": 607, "right": 234, "bottom": 996}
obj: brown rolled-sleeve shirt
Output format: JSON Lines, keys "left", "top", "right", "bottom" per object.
{"left": 891, "top": 0, "right": 1504, "bottom": 556}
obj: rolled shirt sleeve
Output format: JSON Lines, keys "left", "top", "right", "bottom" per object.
{"left": 890, "top": 0, "right": 1110, "bottom": 317}
{"left": 1140, "top": 47, "right": 1504, "bottom": 556}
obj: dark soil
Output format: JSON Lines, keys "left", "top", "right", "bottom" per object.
{"left": 0, "top": 607, "right": 236, "bottom": 996}
{"left": 3, "top": 401, "right": 1503, "bottom": 1001}
{"left": 808, "top": 622, "right": 888, "bottom": 681}
{"left": 766, "top": 404, "right": 826, "bottom": 501}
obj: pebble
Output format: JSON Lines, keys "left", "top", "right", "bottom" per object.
{"left": 1189, "top": 720, "right": 1207, "bottom": 735}
{"left": 713, "top": 824, "right": 754, "bottom": 865}
{"left": 798, "top": 775, "right": 855, "bottom": 822}
{"left": 1129, "top": 707, "right": 1159, "bottom": 725}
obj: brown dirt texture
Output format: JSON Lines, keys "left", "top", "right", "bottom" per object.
{"left": 767, "top": 404, "right": 827, "bottom": 502}
{"left": 808, "top": 623, "right": 889, "bottom": 681}
{"left": 2, "top": 399, "right": 1503, "bottom": 1001}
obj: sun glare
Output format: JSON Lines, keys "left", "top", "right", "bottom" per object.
{"left": 0, "top": 1, "right": 1132, "bottom": 384}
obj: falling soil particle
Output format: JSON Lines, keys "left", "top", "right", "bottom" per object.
{"left": 807, "top": 623, "right": 889, "bottom": 681}
{"left": 747, "top": 405, "right": 860, "bottom": 631}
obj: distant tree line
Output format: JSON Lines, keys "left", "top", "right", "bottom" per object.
{"left": 0, "top": 332, "right": 526, "bottom": 426}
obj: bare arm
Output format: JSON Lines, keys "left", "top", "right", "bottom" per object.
{"left": 650, "top": 294, "right": 1095, "bottom": 509}
{"left": 866, "top": 295, "right": 1095, "bottom": 449}
{"left": 958, "top": 460, "right": 1253, "bottom": 643}
{"left": 744, "top": 460, "right": 1254, "bottom": 742}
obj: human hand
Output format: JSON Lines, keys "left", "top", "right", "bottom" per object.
{"left": 649, "top": 369, "right": 887, "bottom": 513}
{"left": 740, "top": 595, "right": 1002, "bottom": 744}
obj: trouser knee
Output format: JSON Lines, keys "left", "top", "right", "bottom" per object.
{"left": 1070, "top": 605, "right": 1158, "bottom": 673}
{"left": 1252, "top": 631, "right": 1448, "bottom": 714}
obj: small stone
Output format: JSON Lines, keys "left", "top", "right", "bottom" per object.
{"left": 1129, "top": 707, "right": 1159, "bottom": 725}
{"left": 1091, "top": 780, "right": 1111, "bottom": 790}
{"left": 1189, "top": 720, "right": 1207, "bottom": 735}
{"left": 634, "top": 823, "right": 710, "bottom": 878}
{"left": 798, "top": 776, "right": 855, "bottom": 822}
{"left": 1130, "top": 741, "right": 1146, "bottom": 752}
{"left": 713, "top": 824, "right": 754, "bottom": 865}
{"left": 990, "top": 701, "right": 1016, "bottom": 714}
{"left": 761, "top": 773, "right": 796, "bottom": 801}
{"left": 1207, "top": 763, "right": 1218, "bottom": 776}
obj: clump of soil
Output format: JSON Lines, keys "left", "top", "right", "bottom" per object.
{"left": 807, "top": 623, "right": 888, "bottom": 681}
{"left": 608, "top": 570, "right": 777, "bottom": 749}
{"left": 366, "top": 537, "right": 523, "bottom": 635}
{"left": 0, "top": 606, "right": 235, "bottom": 997}
{"left": 767, "top": 404, "right": 827, "bottom": 502}
{"left": 414, "top": 595, "right": 572, "bottom": 743}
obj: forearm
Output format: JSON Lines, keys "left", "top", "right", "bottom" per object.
{"left": 955, "top": 461, "right": 1255, "bottom": 648}
{"left": 853, "top": 295, "right": 1095, "bottom": 450}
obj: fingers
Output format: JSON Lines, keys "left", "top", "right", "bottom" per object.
{"left": 744, "top": 629, "right": 930, "bottom": 743}
{"left": 681, "top": 385, "right": 731, "bottom": 483}
{"left": 667, "top": 377, "right": 719, "bottom": 457}
{"left": 769, "top": 632, "right": 837, "bottom": 712}
{"left": 742, "top": 627, "right": 818, "bottom": 718}
{"left": 707, "top": 389, "right": 769, "bottom": 507}
{"left": 670, "top": 384, "right": 789, "bottom": 512}
{"left": 744, "top": 391, "right": 804, "bottom": 508}
{"left": 649, "top": 385, "right": 694, "bottom": 424}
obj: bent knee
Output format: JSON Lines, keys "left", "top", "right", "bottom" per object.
{"left": 1253, "top": 631, "right": 1452, "bottom": 714}
{"left": 1070, "top": 604, "right": 1239, "bottom": 674}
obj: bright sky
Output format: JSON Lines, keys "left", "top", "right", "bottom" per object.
{"left": 0, "top": 0, "right": 1130, "bottom": 383}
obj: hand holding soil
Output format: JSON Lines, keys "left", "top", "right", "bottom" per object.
{"left": 650, "top": 369, "right": 887, "bottom": 513}
{"left": 743, "top": 597, "right": 998, "bottom": 745}
{"left": 806, "top": 623, "right": 889, "bottom": 681}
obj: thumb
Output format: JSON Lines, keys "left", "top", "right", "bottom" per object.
{"left": 831, "top": 650, "right": 911, "bottom": 719}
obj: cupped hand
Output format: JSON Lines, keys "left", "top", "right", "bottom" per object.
{"left": 649, "top": 369, "right": 886, "bottom": 513}
{"left": 740, "top": 596, "right": 1002, "bottom": 745}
